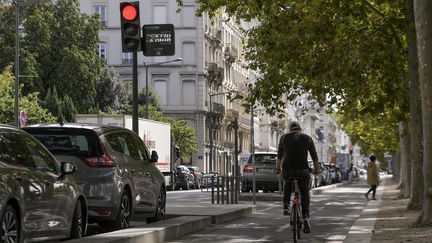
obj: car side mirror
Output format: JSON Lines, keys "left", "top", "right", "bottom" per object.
{"left": 150, "top": 150, "right": 159, "bottom": 163}
{"left": 60, "top": 161, "right": 77, "bottom": 176}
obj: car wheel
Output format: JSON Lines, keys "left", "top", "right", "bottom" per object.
{"left": 1, "top": 204, "right": 19, "bottom": 243}
{"left": 147, "top": 187, "right": 166, "bottom": 224}
{"left": 184, "top": 180, "right": 190, "bottom": 190}
{"left": 102, "top": 191, "right": 131, "bottom": 230}
{"left": 70, "top": 199, "right": 86, "bottom": 239}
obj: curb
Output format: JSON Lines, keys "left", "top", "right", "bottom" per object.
{"left": 238, "top": 182, "right": 348, "bottom": 201}
{"left": 64, "top": 205, "right": 256, "bottom": 243}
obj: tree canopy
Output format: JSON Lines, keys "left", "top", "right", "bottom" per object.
{"left": 0, "top": 66, "right": 55, "bottom": 125}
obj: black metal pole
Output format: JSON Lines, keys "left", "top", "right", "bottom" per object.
{"left": 14, "top": 2, "right": 19, "bottom": 127}
{"left": 209, "top": 94, "right": 213, "bottom": 172}
{"left": 145, "top": 64, "right": 149, "bottom": 119}
{"left": 132, "top": 52, "right": 138, "bottom": 134}
{"left": 234, "top": 117, "right": 239, "bottom": 203}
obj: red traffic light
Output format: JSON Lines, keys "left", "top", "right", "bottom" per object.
{"left": 122, "top": 5, "right": 138, "bottom": 21}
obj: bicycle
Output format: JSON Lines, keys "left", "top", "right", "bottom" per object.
{"left": 287, "top": 177, "right": 303, "bottom": 242}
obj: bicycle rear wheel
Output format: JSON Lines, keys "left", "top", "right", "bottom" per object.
{"left": 292, "top": 204, "right": 298, "bottom": 243}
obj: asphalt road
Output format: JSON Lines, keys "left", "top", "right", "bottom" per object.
{"left": 167, "top": 181, "right": 371, "bottom": 242}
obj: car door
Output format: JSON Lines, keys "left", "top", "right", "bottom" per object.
{"left": 0, "top": 132, "right": 59, "bottom": 238}
{"left": 105, "top": 131, "right": 155, "bottom": 212}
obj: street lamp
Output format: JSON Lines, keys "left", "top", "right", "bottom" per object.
{"left": 12, "top": 0, "right": 47, "bottom": 127}
{"left": 143, "top": 57, "right": 182, "bottom": 119}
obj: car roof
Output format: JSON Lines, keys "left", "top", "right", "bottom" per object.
{"left": 254, "top": 151, "right": 277, "bottom": 155}
{"left": 0, "top": 124, "right": 22, "bottom": 132}
{"left": 24, "top": 123, "right": 129, "bottom": 135}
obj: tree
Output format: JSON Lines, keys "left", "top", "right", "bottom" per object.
{"left": 414, "top": 0, "right": 432, "bottom": 226}
{"left": 0, "top": 0, "right": 103, "bottom": 113}
{"left": 95, "top": 66, "right": 128, "bottom": 113}
{"left": 44, "top": 86, "right": 77, "bottom": 122}
{"left": 0, "top": 66, "right": 55, "bottom": 125}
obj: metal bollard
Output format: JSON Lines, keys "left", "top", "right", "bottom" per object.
{"left": 235, "top": 176, "right": 239, "bottom": 204}
{"left": 226, "top": 175, "right": 230, "bottom": 204}
{"left": 217, "top": 176, "right": 220, "bottom": 204}
{"left": 221, "top": 176, "right": 225, "bottom": 204}
{"left": 230, "top": 176, "right": 234, "bottom": 204}
{"left": 211, "top": 176, "right": 215, "bottom": 204}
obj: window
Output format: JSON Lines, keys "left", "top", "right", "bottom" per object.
{"left": 106, "top": 132, "right": 149, "bottom": 161}
{"left": 181, "top": 5, "right": 195, "bottom": 27}
{"left": 19, "top": 134, "right": 58, "bottom": 174}
{"left": 154, "top": 80, "right": 167, "bottom": 105}
{"left": 93, "top": 5, "right": 107, "bottom": 26}
{"left": 182, "top": 80, "right": 196, "bottom": 105}
{"left": 98, "top": 42, "right": 107, "bottom": 62}
{"left": 122, "top": 80, "right": 132, "bottom": 95}
{"left": 122, "top": 52, "right": 133, "bottom": 64}
{"left": 182, "top": 42, "right": 195, "bottom": 65}
{"left": 0, "top": 132, "right": 33, "bottom": 167}
{"left": 153, "top": 5, "right": 167, "bottom": 23}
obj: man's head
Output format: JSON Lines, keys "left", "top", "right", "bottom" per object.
{"left": 370, "top": 155, "right": 376, "bottom": 162}
{"left": 289, "top": 121, "right": 301, "bottom": 132}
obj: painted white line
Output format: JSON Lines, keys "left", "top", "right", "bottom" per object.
{"left": 276, "top": 224, "right": 290, "bottom": 232}
{"left": 258, "top": 235, "right": 271, "bottom": 241}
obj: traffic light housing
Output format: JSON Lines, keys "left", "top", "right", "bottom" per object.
{"left": 120, "top": 2, "right": 141, "bottom": 52}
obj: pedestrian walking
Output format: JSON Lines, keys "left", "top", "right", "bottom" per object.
{"left": 275, "top": 121, "right": 320, "bottom": 233}
{"left": 365, "top": 155, "right": 379, "bottom": 200}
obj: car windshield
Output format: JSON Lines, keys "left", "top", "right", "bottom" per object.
{"left": 25, "top": 128, "right": 100, "bottom": 158}
{"left": 247, "top": 154, "right": 277, "bottom": 165}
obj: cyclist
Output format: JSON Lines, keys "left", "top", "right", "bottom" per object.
{"left": 276, "top": 121, "right": 320, "bottom": 233}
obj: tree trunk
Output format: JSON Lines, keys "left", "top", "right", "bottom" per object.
{"left": 406, "top": 0, "right": 423, "bottom": 211}
{"left": 399, "top": 121, "right": 411, "bottom": 198}
{"left": 392, "top": 153, "right": 401, "bottom": 183}
{"left": 414, "top": 0, "right": 432, "bottom": 225}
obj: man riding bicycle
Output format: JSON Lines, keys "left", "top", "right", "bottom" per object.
{"left": 276, "top": 121, "right": 320, "bottom": 233}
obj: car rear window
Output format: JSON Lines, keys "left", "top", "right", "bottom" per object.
{"left": 24, "top": 128, "right": 100, "bottom": 157}
{"left": 247, "top": 154, "right": 277, "bottom": 165}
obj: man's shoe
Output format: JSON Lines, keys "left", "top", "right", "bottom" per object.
{"left": 371, "top": 197, "right": 377, "bottom": 200}
{"left": 364, "top": 193, "right": 369, "bottom": 200}
{"left": 283, "top": 208, "right": 290, "bottom": 216}
{"left": 303, "top": 218, "right": 311, "bottom": 233}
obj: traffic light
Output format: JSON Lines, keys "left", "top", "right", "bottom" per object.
{"left": 120, "top": 2, "right": 141, "bottom": 52}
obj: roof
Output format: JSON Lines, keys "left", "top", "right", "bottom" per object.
{"left": 24, "top": 123, "right": 130, "bottom": 135}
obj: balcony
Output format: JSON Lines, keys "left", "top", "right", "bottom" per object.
{"left": 224, "top": 44, "right": 239, "bottom": 63}
{"left": 212, "top": 102, "right": 225, "bottom": 115}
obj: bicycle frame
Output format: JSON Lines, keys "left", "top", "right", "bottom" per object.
{"left": 289, "top": 179, "right": 302, "bottom": 242}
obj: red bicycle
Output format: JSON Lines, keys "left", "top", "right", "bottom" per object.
{"left": 288, "top": 178, "right": 303, "bottom": 242}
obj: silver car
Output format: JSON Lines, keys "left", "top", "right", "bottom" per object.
{"left": 0, "top": 124, "right": 87, "bottom": 242}
{"left": 242, "top": 152, "right": 281, "bottom": 193}
{"left": 24, "top": 123, "right": 166, "bottom": 230}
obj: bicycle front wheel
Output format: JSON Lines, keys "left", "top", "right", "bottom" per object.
{"left": 292, "top": 204, "right": 298, "bottom": 242}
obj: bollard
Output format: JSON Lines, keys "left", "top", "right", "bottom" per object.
{"left": 211, "top": 176, "right": 215, "bottom": 204}
{"left": 221, "top": 176, "right": 225, "bottom": 204}
{"left": 230, "top": 176, "right": 234, "bottom": 204}
{"left": 226, "top": 175, "right": 230, "bottom": 204}
{"left": 235, "top": 176, "right": 239, "bottom": 204}
{"left": 217, "top": 176, "right": 220, "bottom": 204}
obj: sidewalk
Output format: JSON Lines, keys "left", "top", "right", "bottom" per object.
{"left": 371, "top": 178, "right": 432, "bottom": 242}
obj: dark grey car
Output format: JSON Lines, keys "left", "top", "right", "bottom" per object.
{"left": 24, "top": 123, "right": 166, "bottom": 230}
{"left": 0, "top": 124, "right": 87, "bottom": 242}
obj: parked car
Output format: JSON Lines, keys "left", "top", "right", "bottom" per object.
{"left": 175, "top": 165, "right": 195, "bottom": 190}
{"left": 24, "top": 123, "right": 166, "bottom": 229}
{"left": 242, "top": 152, "right": 280, "bottom": 193}
{"left": 317, "top": 162, "right": 331, "bottom": 186}
{"left": 187, "top": 165, "right": 204, "bottom": 189}
{"left": 0, "top": 124, "right": 87, "bottom": 242}
{"left": 202, "top": 171, "right": 222, "bottom": 188}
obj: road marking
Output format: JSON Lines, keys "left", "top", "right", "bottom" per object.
{"left": 276, "top": 224, "right": 290, "bottom": 232}
{"left": 258, "top": 235, "right": 271, "bottom": 241}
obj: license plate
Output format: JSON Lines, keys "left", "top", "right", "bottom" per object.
{"left": 258, "top": 168, "right": 273, "bottom": 173}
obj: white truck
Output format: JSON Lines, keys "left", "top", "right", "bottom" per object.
{"left": 74, "top": 114, "right": 176, "bottom": 189}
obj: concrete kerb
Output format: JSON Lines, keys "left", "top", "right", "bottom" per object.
{"left": 65, "top": 204, "right": 256, "bottom": 243}
{"left": 238, "top": 181, "right": 348, "bottom": 201}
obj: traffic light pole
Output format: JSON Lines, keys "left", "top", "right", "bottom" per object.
{"left": 132, "top": 52, "right": 138, "bottom": 134}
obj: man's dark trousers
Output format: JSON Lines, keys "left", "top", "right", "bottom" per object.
{"left": 283, "top": 169, "right": 311, "bottom": 218}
